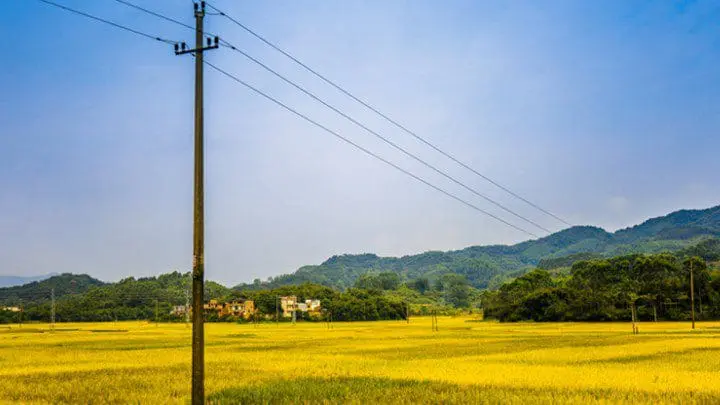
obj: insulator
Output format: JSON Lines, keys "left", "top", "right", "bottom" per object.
{"left": 207, "top": 37, "right": 211, "bottom": 46}
{"left": 174, "top": 44, "right": 179, "bottom": 52}
{"left": 214, "top": 36, "right": 219, "bottom": 45}
{"left": 193, "top": 3, "right": 198, "bottom": 11}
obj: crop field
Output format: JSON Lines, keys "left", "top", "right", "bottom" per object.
{"left": 1, "top": 317, "right": 720, "bottom": 404}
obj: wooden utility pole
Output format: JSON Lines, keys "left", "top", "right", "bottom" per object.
{"left": 690, "top": 260, "right": 696, "bottom": 330}
{"left": 155, "top": 299, "right": 160, "bottom": 325}
{"left": 406, "top": 301, "right": 410, "bottom": 324}
{"left": 185, "top": 286, "right": 190, "bottom": 325}
{"left": 174, "top": 3, "right": 219, "bottom": 404}
{"left": 51, "top": 288, "right": 56, "bottom": 330}
{"left": 630, "top": 302, "right": 638, "bottom": 335}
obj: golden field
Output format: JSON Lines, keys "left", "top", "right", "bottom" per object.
{"left": 1, "top": 317, "right": 719, "bottom": 404}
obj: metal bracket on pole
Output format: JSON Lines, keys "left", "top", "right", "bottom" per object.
{"left": 174, "top": 36, "right": 219, "bottom": 55}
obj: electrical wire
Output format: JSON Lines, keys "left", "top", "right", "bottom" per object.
{"left": 33, "top": 0, "right": 541, "bottom": 238}
{"left": 110, "top": 0, "right": 552, "bottom": 234}
{"left": 205, "top": 61, "right": 540, "bottom": 238}
{"left": 110, "top": 0, "right": 216, "bottom": 40}
{"left": 37, "top": 0, "right": 177, "bottom": 44}
{"left": 216, "top": 41, "right": 552, "bottom": 234}
{"left": 205, "top": 1, "right": 572, "bottom": 227}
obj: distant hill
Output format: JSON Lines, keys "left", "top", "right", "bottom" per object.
{"left": 236, "top": 205, "right": 720, "bottom": 290}
{"left": 0, "top": 273, "right": 58, "bottom": 288}
{"left": 0, "top": 273, "right": 104, "bottom": 305}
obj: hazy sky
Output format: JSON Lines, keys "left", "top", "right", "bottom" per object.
{"left": 1, "top": 1, "right": 718, "bottom": 285}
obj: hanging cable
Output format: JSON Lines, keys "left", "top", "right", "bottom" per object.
{"left": 205, "top": 61, "right": 540, "bottom": 239}
{"left": 205, "top": 1, "right": 572, "bottom": 227}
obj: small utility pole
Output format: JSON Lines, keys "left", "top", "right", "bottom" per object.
{"left": 276, "top": 296, "right": 279, "bottom": 326}
{"left": 51, "top": 288, "right": 56, "bottom": 330}
{"left": 690, "top": 260, "right": 696, "bottom": 330}
{"left": 155, "top": 299, "right": 160, "bottom": 326}
{"left": 185, "top": 286, "right": 191, "bottom": 325}
{"left": 174, "top": 3, "right": 219, "bottom": 403}
{"left": 406, "top": 301, "right": 410, "bottom": 324}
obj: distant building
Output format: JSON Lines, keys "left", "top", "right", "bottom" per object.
{"left": 170, "top": 305, "right": 188, "bottom": 316}
{"left": 223, "top": 301, "right": 245, "bottom": 317}
{"left": 280, "top": 296, "right": 321, "bottom": 317}
{"left": 1, "top": 306, "right": 21, "bottom": 313}
{"left": 223, "top": 300, "right": 255, "bottom": 318}
{"left": 204, "top": 299, "right": 223, "bottom": 313}
{"left": 305, "top": 299, "right": 321, "bottom": 313}
{"left": 280, "top": 296, "right": 297, "bottom": 317}
{"left": 201, "top": 299, "right": 255, "bottom": 319}
{"left": 243, "top": 300, "right": 255, "bottom": 317}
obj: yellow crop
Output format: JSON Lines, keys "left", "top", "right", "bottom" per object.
{"left": 1, "top": 317, "right": 719, "bottom": 404}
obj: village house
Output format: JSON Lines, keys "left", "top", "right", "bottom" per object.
{"left": 203, "top": 299, "right": 223, "bottom": 313}
{"left": 280, "top": 296, "right": 297, "bottom": 317}
{"left": 305, "top": 299, "right": 321, "bottom": 313}
{"left": 201, "top": 299, "right": 255, "bottom": 319}
{"left": 222, "top": 301, "right": 244, "bottom": 317}
{"left": 1, "top": 306, "right": 21, "bottom": 312}
{"left": 222, "top": 300, "right": 255, "bottom": 319}
{"left": 280, "top": 296, "right": 321, "bottom": 317}
{"left": 170, "top": 305, "right": 187, "bottom": 316}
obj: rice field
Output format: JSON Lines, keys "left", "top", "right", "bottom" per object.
{"left": 1, "top": 317, "right": 719, "bottom": 404}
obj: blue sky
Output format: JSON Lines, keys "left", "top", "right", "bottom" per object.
{"left": 1, "top": 1, "right": 718, "bottom": 285}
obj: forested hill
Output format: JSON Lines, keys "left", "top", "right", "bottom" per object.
{"left": 0, "top": 274, "right": 104, "bottom": 303}
{"left": 0, "top": 273, "right": 58, "bottom": 288}
{"left": 238, "top": 205, "right": 720, "bottom": 290}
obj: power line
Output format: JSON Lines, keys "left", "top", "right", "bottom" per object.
{"left": 36, "top": 0, "right": 177, "bottom": 44}
{"left": 110, "top": 0, "right": 215, "bottom": 40}
{"left": 111, "top": 0, "right": 552, "bottom": 234}
{"left": 205, "top": 61, "right": 539, "bottom": 238}
{"left": 206, "top": 1, "right": 572, "bottom": 228}
{"left": 219, "top": 44, "right": 552, "bottom": 233}
{"left": 33, "top": 0, "right": 540, "bottom": 237}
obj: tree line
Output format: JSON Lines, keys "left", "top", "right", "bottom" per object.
{"left": 0, "top": 273, "right": 412, "bottom": 323}
{"left": 482, "top": 253, "right": 719, "bottom": 322}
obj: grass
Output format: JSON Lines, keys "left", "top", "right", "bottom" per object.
{"left": 1, "top": 318, "right": 719, "bottom": 404}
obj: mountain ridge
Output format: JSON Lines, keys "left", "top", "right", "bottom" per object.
{"left": 0, "top": 273, "right": 59, "bottom": 288}
{"left": 236, "top": 205, "right": 720, "bottom": 290}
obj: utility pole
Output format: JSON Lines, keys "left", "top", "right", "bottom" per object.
{"left": 406, "top": 301, "right": 410, "bottom": 324}
{"left": 690, "top": 260, "right": 696, "bottom": 330}
{"left": 276, "top": 296, "right": 279, "bottom": 326}
{"left": 185, "top": 285, "right": 191, "bottom": 325}
{"left": 155, "top": 299, "right": 160, "bottom": 326}
{"left": 51, "top": 288, "right": 56, "bottom": 330}
{"left": 174, "top": 4, "right": 218, "bottom": 403}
